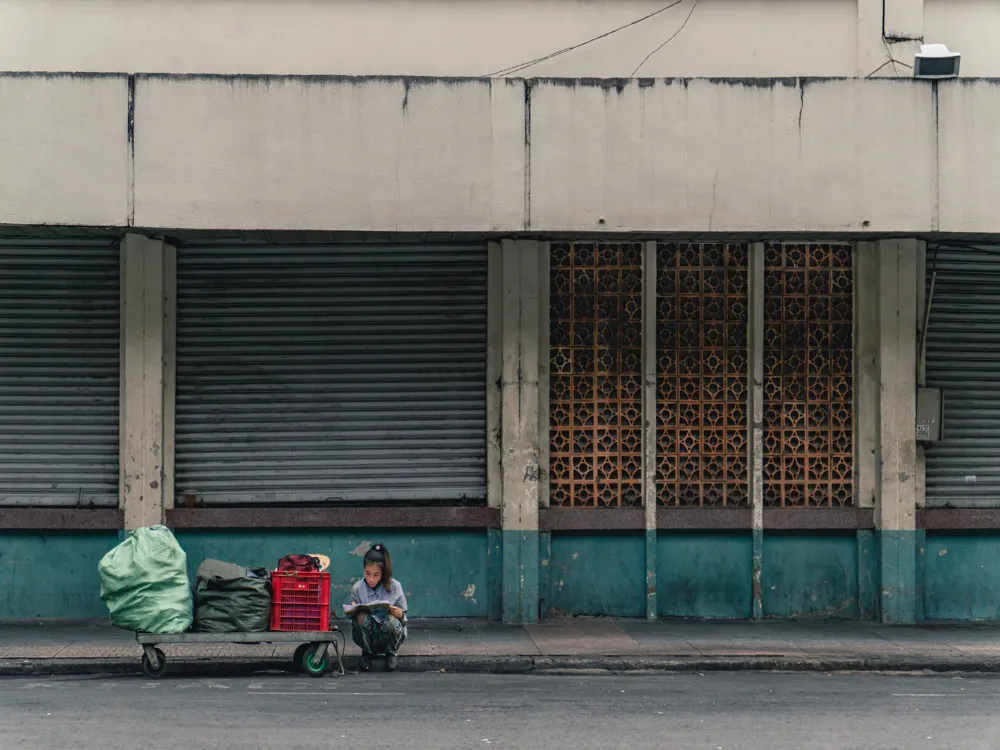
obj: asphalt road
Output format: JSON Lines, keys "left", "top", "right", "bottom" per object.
{"left": 3, "top": 671, "right": 1000, "bottom": 749}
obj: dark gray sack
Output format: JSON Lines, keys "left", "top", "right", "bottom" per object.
{"left": 193, "top": 559, "right": 272, "bottom": 633}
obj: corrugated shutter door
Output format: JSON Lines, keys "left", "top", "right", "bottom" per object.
{"left": 925, "top": 246, "right": 1000, "bottom": 507}
{"left": 175, "top": 243, "right": 487, "bottom": 505}
{"left": 0, "top": 240, "right": 120, "bottom": 507}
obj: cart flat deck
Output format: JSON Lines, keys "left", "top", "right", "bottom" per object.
{"left": 134, "top": 629, "right": 346, "bottom": 678}
{"left": 136, "top": 631, "right": 337, "bottom": 645}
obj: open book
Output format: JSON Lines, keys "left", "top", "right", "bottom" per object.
{"left": 343, "top": 600, "right": 393, "bottom": 616}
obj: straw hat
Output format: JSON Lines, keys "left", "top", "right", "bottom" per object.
{"left": 307, "top": 554, "right": 331, "bottom": 572}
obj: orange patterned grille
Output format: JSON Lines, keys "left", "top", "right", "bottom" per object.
{"left": 762, "top": 243, "right": 854, "bottom": 507}
{"left": 549, "top": 242, "right": 643, "bottom": 508}
{"left": 656, "top": 243, "right": 749, "bottom": 507}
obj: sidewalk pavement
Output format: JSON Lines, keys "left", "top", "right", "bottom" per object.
{"left": 3, "top": 618, "right": 1000, "bottom": 676}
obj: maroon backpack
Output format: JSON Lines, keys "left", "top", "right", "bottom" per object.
{"left": 276, "top": 554, "right": 321, "bottom": 573}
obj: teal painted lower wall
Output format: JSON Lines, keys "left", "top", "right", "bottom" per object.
{"left": 487, "top": 528, "right": 503, "bottom": 622}
{"left": 551, "top": 531, "right": 860, "bottom": 620}
{"left": 501, "top": 530, "right": 539, "bottom": 622}
{"left": 539, "top": 532, "right": 553, "bottom": 617}
{"left": 0, "top": 530, "right": 489, "bottom": 621}
{"left": 176, "top": 530, "right": 490, "bottom": 619}
{"left": 877, "top": 530, "right": 918, "bottom": 624}
{"left": 857, "top": 530, "right": 877, "bottom": 620}
{"left": 0, "top": 532, "right": 121, "bottom": 619}
{"left": 924, "top": 532, "right": 1000, "bottom": 621}
{"left": 549, "top": 533, "right": 645, "bottom": 617}
{"left": 658, "top": 532, "right": 752, "bottom": 619}
{"left": 763, "top": 532, "right": 859, "bottom": 618}
{"left": 9, "top": 528, "right": 1000, "bottom": 623}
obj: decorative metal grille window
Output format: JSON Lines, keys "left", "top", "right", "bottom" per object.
{"left": 549, "top": 242, "right": 643, "bottom": 507}
{"left": 655, "top": 243, "right": 749, "bottom": 507}
{"left": 762, "top": 243, "right": 854, "bottom": 507}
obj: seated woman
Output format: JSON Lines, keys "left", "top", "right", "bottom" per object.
{"left": 348, "top": 543, "right": 407, "bottom": 671}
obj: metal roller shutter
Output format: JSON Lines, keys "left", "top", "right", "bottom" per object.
{"left": 925, "top": 245, "right": 1000, "bottom": 507}
{"left": 0, "top": 239, "right": 120, "bottom": 507}
{"left": 175, "top": 243, "right": 487, "bottom": 505}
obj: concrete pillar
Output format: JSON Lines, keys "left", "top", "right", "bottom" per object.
{"left": 538, "top": 245, "right": 551, "bottom": 510}
{"left": 856, "top": 243, "right": 880, "bottom": 620}
{"left": 120, "top": 233, "right": 176, "bottom": 531}
{"left": 876, "top": 239, "right": 921, "bottom": 624}
{"left": 856, "top": 244, "right": 880, "bottom": 510}
{"left": 537, "top": 245, "right": 552, "bottom": 620}
{"left": 499, "top": 239, "right": 543, "bottom": 623}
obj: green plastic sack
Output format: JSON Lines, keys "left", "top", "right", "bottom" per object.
{"left": 98, "top": 526, "right": 193, "bottom": 633}
{"left": 194, "top": 559, "right": 272, "bottom": 633}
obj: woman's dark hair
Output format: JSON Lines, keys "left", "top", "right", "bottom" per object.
{"left": 363, "top": 543, "right": 393, "bottom": 591}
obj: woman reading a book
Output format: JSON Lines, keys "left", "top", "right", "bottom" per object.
{"left": 347, "top": 543, "right": 408, "bottom": 671}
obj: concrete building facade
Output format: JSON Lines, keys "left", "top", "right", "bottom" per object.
{"left": 2, "top": 0, "right": 999, "bottom": 624}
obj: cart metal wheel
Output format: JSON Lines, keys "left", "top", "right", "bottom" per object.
{"left": 300, "top": 643, "right": 329, "bottom": 677}
{"left": 141, "top": 647, "right": 167, "bottom": 679}
{"left": 293, "top": 643, "right": 309, "bottom": 672}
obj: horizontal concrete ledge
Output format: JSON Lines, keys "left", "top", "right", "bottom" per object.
{"left": 10, "top": 225, "right": 1000, "bottom": 244}
{"left": 17, "top": 72, "right": 995, "bottom": 85}
{"left": 5, "top": 73, "right": 1000, "bottom": 233}
{"left": 918, "top": 508, "right": 1000, "bottom": 530}
{"left": 165, "top": 506, "right": 501, "bottom": 529}
{"left": 0, "top": 508, "right": 124, "bottom": 530}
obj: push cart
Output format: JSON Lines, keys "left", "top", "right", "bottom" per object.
{"left": 135, "top": 628, "right": 347, "bottom": 679}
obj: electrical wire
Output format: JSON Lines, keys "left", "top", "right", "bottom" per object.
{"left": 865, "top": 59, "right": 895, "bottom": 78}
{"left": 484, "top": 0, "right": 686, "bottom": 78}
{"left": 864, "top": 56, "right": 913, "bottom": 78}
{"left": 883, "top": 37, "right": 901, "bottom": 77}
{"left": 631, "top": 0, "right": 701, "bottom": 77}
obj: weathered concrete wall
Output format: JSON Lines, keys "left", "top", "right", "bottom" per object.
{"left": 132, "top": 76, "right": 526, "bottom": 231}
{"left": 6, "top": 74, "right": 994, "bottom": 235}
{"left": 937, "top": 80, "right": 1000, "bottom": 234}
{"left": 0, "top": 74, "right": 128, "bottom": 227}
{"left": 925, "top": 0, "right": 1000, "bottom": 78}
{"left": 529, "top": 78, "right": 935, "bottom": 233}
{"left": 14, "top": 0, "right": 994, "bottom": 79}
{"left": 0, "top": 0, "right": 858, "bottom": 77}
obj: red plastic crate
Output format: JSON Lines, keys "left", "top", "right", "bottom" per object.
{"left": 270, "top": 571, "right": 330, "bottom": 632}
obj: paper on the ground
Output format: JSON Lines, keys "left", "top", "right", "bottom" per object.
{"left": 343, "top": 600, "right": 393, "bottom": 615}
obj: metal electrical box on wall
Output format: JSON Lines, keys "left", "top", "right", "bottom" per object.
{"left": 917, "top": 387, "right": 943, "bottom": 443}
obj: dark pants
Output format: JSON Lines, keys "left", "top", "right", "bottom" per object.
{"left": 352, "top": 614, "right": 405, "bottom": 656}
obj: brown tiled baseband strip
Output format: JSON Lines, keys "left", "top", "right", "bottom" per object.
{"left": 3, "top": 506, "right": 999, "bottom": 531}
{"left": 0, "top": 509, "right": 124, "bottom": 530}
